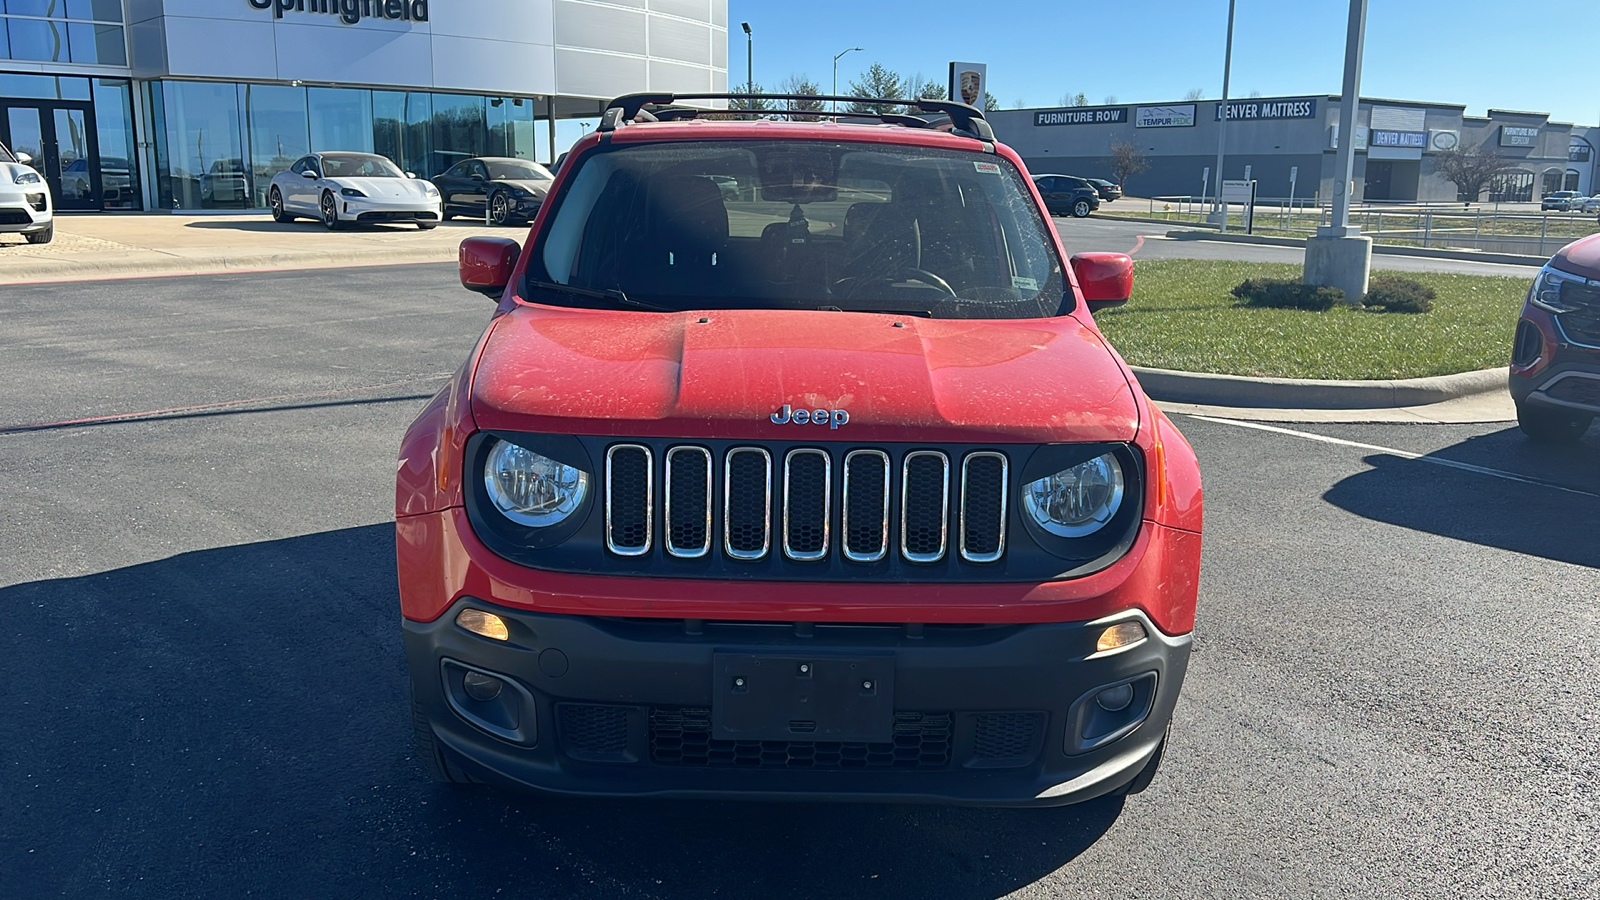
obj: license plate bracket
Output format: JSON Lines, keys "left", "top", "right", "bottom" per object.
{"left": 712, "top": 653, "right": 895, "bottom": 743}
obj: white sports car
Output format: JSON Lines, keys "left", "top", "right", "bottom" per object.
{"left": 0, "top": 140, "right": 53, "bottom": 244}
{"left": 268, "top": 151, "right": 441, "bottom": 230}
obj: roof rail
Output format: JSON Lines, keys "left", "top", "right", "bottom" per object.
{"left": 601, "top": 93, "right": 996, "bottom": 142}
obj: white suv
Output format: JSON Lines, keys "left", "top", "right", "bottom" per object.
{"left": 0, "top": 141, "right": 53, "bottom": 244}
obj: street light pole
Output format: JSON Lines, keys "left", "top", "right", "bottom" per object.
{"left": 833, "top": 47, "right": 863, "bottom": 113}
{"left": 1304, "top": 0, "right": 1372, "bottom": 305}
{"left": 741, "top": 22, "right": 753, "bottom": 107}
{"left": 1210, "top": 0, "right": 1236, "bottom": 230}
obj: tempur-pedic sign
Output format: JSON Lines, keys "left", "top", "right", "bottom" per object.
{"left": 1136, "top": 104, "right": 1195, "bottom": 128}
{"left": 248, "top": 0, "right": 429, "bottom": 25}
{"left": 1035, "top": 107, "right": 1127, "bottom": 126}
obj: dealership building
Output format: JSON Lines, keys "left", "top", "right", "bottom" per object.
{"left": 0, "top": 0, "right": 728, "bottom": 212}
{"left": 989, "top": 95, "right": 1600, "bottom": 205}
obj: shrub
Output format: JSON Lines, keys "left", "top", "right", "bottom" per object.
{"left": 1363, "top": 276, "right": 1436, "bottom": 313}
{"left": 1230, "top": 277, "right": 1345, "bottom": 311}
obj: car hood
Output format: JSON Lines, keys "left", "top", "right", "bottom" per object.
{"left": 1552, "top": 233, "right": 1600, "bottom": 279}
{"left": 470, "top": 306, "right": 1141, "bottom": 444}
{"left": 332, "top": 177, "right": 430, "bottom": 199}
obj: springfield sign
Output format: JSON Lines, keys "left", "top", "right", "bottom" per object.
{"left": 249, "top": 0, "right": 429, "bottom": 24}
{"left": 1136, "top": 104, "right": 1196, "bottom": 128}
{"left": 1035, "top": 107, "right": 1128, "bottom": 127}
{"left": 1214, "top": 99, "right": 1316, "bottom": 121}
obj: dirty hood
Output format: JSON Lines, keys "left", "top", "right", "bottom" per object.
{"left": 470, "top": 307, "right": 1141, "bottom": 444}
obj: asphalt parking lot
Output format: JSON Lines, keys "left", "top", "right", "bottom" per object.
{"left": 2, "top": 265, "right": 1596, "bottom": 899}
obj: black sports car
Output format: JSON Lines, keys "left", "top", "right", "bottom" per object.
{"left": 432, "top": 157, "right": 555, "bottom": 226}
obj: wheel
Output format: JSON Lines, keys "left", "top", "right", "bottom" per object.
{"left": 411, "top": 680, "right": 473, "bottom": 784}
{"left": 1517, "top": 403, "right": 1593, "bottom": 444}
{"left": 320, "top": 191, "right": 342, "bottom": 230}
{"left": 1117, "top": 723, "right": 1169, "bottom": 796}
{"left": 488, "top": 191, "right": 513, "bottom": 227}
{"left": 416, "top": 221, "right": 437, "bottom": 230}
{"left": 269, "top": 187, "right": 291, "bottom": 223}
{"left": 1072, "top": 199, "right": 1093, "bottom": 218}
{"left": 24, "top": 223, "right": 53, "bottom": 244}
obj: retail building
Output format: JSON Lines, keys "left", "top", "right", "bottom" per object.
{"left": 0, "top": 0, "right": 729, "bottom": 211}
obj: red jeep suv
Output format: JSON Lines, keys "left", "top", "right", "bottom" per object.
{"left": 1511, "top": 233, "right": 1600, "bottom": 443}
{"left": 395, "top": 94, "right": 1203, "bottom": 806}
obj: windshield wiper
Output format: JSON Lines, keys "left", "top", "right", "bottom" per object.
{"left": 526, "top": 280, "right": 673, "bottom": 312}
{"left": 816, "top": 305, "right": 934, "bottom": 318}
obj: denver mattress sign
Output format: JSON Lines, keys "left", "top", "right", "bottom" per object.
{"left": 248, "top": 0, "right": 430, "bottom": 25}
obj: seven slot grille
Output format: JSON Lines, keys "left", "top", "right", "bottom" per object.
{"left": 610, "top": 445, "right": 1009, "bottom": 564}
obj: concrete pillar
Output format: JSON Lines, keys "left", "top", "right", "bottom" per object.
{"left": 1303, "top": 233, "right": 1372, "bottom": 306}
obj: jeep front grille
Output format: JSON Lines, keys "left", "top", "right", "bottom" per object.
{"left": 607, "top": 444, "right": 1008, "bottom": 565}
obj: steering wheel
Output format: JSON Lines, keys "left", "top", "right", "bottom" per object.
{"left": 894, "top": 267, "right": 957, "bottom": 295}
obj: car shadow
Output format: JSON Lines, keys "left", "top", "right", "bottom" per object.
{"left": 0, "top": 524, "right": 1116, "bottom": 899}
{"left": 1323, "top": 426, "right": 1600, "bottom": 569}
{"left": 181, "top": 219, "right": 434, "bottom": 233}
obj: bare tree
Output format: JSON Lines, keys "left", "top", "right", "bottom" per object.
{"left": 725, "top": 84, "right": 772, "bottom": 117}
{"left": 905, "top": 73, "right": 946, "bottom": 101}
{"left": 774, "top": 74, "right": 825, "bottom": 121}
{"left": 1183, "top": 88, "right": 1205, "bottom": 100}
{"left": 1058, "top": 91, "right": 1090, "bottom": 107}
{"left": 1103, "top": 95, "right": 1119, "bottom": 105}
{"left": 1106, "top": 141, "right": 1150, "bottom": 190}
{"left": 1247, "top": 90, "right": 1263, "bottom": 99}
{"left": 1433, "top": 145, "right": 1514, "bottom": 202}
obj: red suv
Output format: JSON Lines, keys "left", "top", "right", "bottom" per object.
{"left": 1512, "top": 234, "right": 1600, "bottom": 443}
{"left": 396, "top": 94, "right": 1203, "bottom": 806}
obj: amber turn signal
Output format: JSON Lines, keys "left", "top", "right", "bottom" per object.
{"left": 456, "top": 608, "right": 510, "bottom": 641}
{"left": 1095, "top": 621, "right": 1147, "bottom": 653}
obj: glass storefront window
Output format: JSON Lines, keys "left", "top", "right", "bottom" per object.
{"left": 66, "top": 21, "right": 124, "bottom": 65}
{"left": 93, "top": 78, "right": 139, "bottom": 210}
{"left": 486, "top": 96, "right": 538, "bottom": 160}
{"left": 64, "top": 0, "right": 121, "bottom": 21}
{"left": 6, "top": 17, "right": 68, "bottom": 61}
{"left": 4, "top": 1, "right": 67, "bottom": 16}
{"left": 243, "top": 83, "right": 308, "bottom": 207}
{"left": 155, "top": 81, "right": 247, "bottom": 210}
{"left": 429, "top": 92, "right": 484, "bottom": 179}
{"left": 308, "top": 87, "right": 372, "bottom": 154}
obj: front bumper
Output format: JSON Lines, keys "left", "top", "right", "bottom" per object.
{"left": 340, "top": 195, "right": 440, "bottom": 223}
{"left": 0, "top": 186, "right": 51, "bottom": 233}
{"left": 1510, "top": 306, "right": 1600, "bottom": 413}
{"left": 406, "top": 600, "right": 1190, "bottom": 806}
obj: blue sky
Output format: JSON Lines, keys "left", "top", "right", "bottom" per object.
{"left": 723, "top": 0, "right": 1600, "bottom": 124}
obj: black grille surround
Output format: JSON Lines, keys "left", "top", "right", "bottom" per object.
{"left": 1555, "top": 279, "right": 1600, "bottom": 347}
{"left": 464, "top": 433, "right": 1144, "bottom": 584}
{"left": 650, "top": 708, "right": 953, "bottom": 769}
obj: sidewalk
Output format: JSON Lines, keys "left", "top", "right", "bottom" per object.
{"left": 0, "top": 212, "right": 512, "bottom": 284}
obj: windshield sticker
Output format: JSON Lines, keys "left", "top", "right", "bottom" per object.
{"left": 974, "top": 161, "right": 1001, "bottom": 175}
{"left": 1012, "top": 276, "right": 1039, "bottom": 291}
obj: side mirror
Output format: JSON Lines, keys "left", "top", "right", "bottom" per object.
{"left": 15, "top": 151, "right": 32, "bottom": 165}
{"left": 460, "top": 236, "right": 521, "bottom": 297}
{"left": 405, "top": 171, "right": 417, "bottom": 179}
{"left": 301, "top": 169, "right": 318, "bottom": 179}
{"left": 1070, "top": 252, "right": 1133, "bottom": 312}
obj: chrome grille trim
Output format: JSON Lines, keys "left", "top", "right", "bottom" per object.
{"left": 782, "top": 449, "right": 832, "bottom": 562}
{"left": 722, "top": 447, "right": 773, "bottom": 560}
{"left": 958, "top": 451, "right": 1009, "bottom": 564}
{"left": 842, "top": 449, "right": 891, "bottom": 563}
{"left": 900, "top": 450, "right": 951, "bottom": 563}
{"left": 664, "top": 446, "right": 713, "bottom": 559}
{"left": 604, "top": 444, "right": 653, "bottom": 557}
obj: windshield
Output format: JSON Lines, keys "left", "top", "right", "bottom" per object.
{"left": 487, "top": 160, "right": 552, "bottom": 181}
{"left": 535, "top": 140, "right": 1068, "bottom": 319}
{"left": 321, "top": 153, "right": 403, "bottom": 178}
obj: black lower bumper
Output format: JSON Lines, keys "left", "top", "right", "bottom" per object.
{"left": 355, "top": 210, "right": 439, "bottom": 223}
{"left": 404, "top": 600, "right": 1191, "bottom": 807}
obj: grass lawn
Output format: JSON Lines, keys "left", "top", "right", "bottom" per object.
{"left": 1095, "top": 259, "right": 1531, "bottom": 380}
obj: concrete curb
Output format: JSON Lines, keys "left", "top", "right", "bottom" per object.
{"left": 0, "top": 247, "right": 457, "bottom": 284}
{"left": 1131, "top": 365, "right": 1509, "bottom": 409}
{"left": 1164, "top": 229, "right": 1546, "bottom": 266}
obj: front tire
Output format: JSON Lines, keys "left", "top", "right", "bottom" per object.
{"left": 488, "top": 191, "right": 513, "bottom": 227}
{"left": 269, "top": 187, "right": 291, "bottom": 223}
{"left": 1117, "top": 723, "right": 1170, "bottom": 796}
{"left": 411, "top": 682, "right": 473, "bottom": 784}
{"left": 416, "top": 220, "right": 437, "bottom": 230}
{"left": 24, "top": 223, "right": 53, "bottom": 244}
{"left": 1072, "top": 199, "right": 1093, "bottom": 218}
{"left": 320, "top": 191, "right": 342, "bottom": 230}
{"left": 1517, "top": 403, "right": 1593, "bottom": 444}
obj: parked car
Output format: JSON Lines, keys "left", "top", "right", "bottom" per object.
{"left": 1510, "top": 234, "right": 1600, "bottom": 443}
{"left": 1032, "top": 173, "right": 1101, "bottom": 217}
{"left": 268, "top": 152, "right": 441, "bottom": 230}
{"left": 199, "top": 158, "right": 248, "bottom": 206}
{"left": 0, "top": 140, "right": 53, "bottom": 244}
{"left": 432, "top": 157, "right": 555, "bottom": 226}
{"left": 399, "top": 91, "right": 1202, "bottom": 807}
{"left": 1581, "top": 195, "right": 1600, "bottom": 215}
{"left": 1084, "top": 177, "right": 1123, "bottom": 202}
{"left": 1541, "top": 190, "right": 1583, "bottom": 211}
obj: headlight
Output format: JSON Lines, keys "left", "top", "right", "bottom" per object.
{"left": 1022, "top": 453, "right": 1125, "bottom": 538}
{"left": 340, "top": 187, "right": 366, "bottom": 198}
{"left": 423, "top": 182, "right": 439, "bottom": 195}
{"left": 14, "top": 170, "right": 41, "bottom": 185}
{"left": 483, "top": 439, "right": 590, "bottom": 527}
{"left": 1531, "top": 265, "right": 1587, "bottom": 314}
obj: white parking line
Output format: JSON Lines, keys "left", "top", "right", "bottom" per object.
{"left": 1183, "top": 414, "right": 1600, "bottom": 499}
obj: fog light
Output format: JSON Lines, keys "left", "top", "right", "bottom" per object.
{"left": 462, "top": 670, "right": 503, "bottom": 702}
{"left": 456, "top": 608, "right": 509, "bottom": 641}
{"left": 1096, "top": 621, "right": 1147, "bottom": 653}
{"left": 1095, "top": 683, "right": 1135, "bottom": 712}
